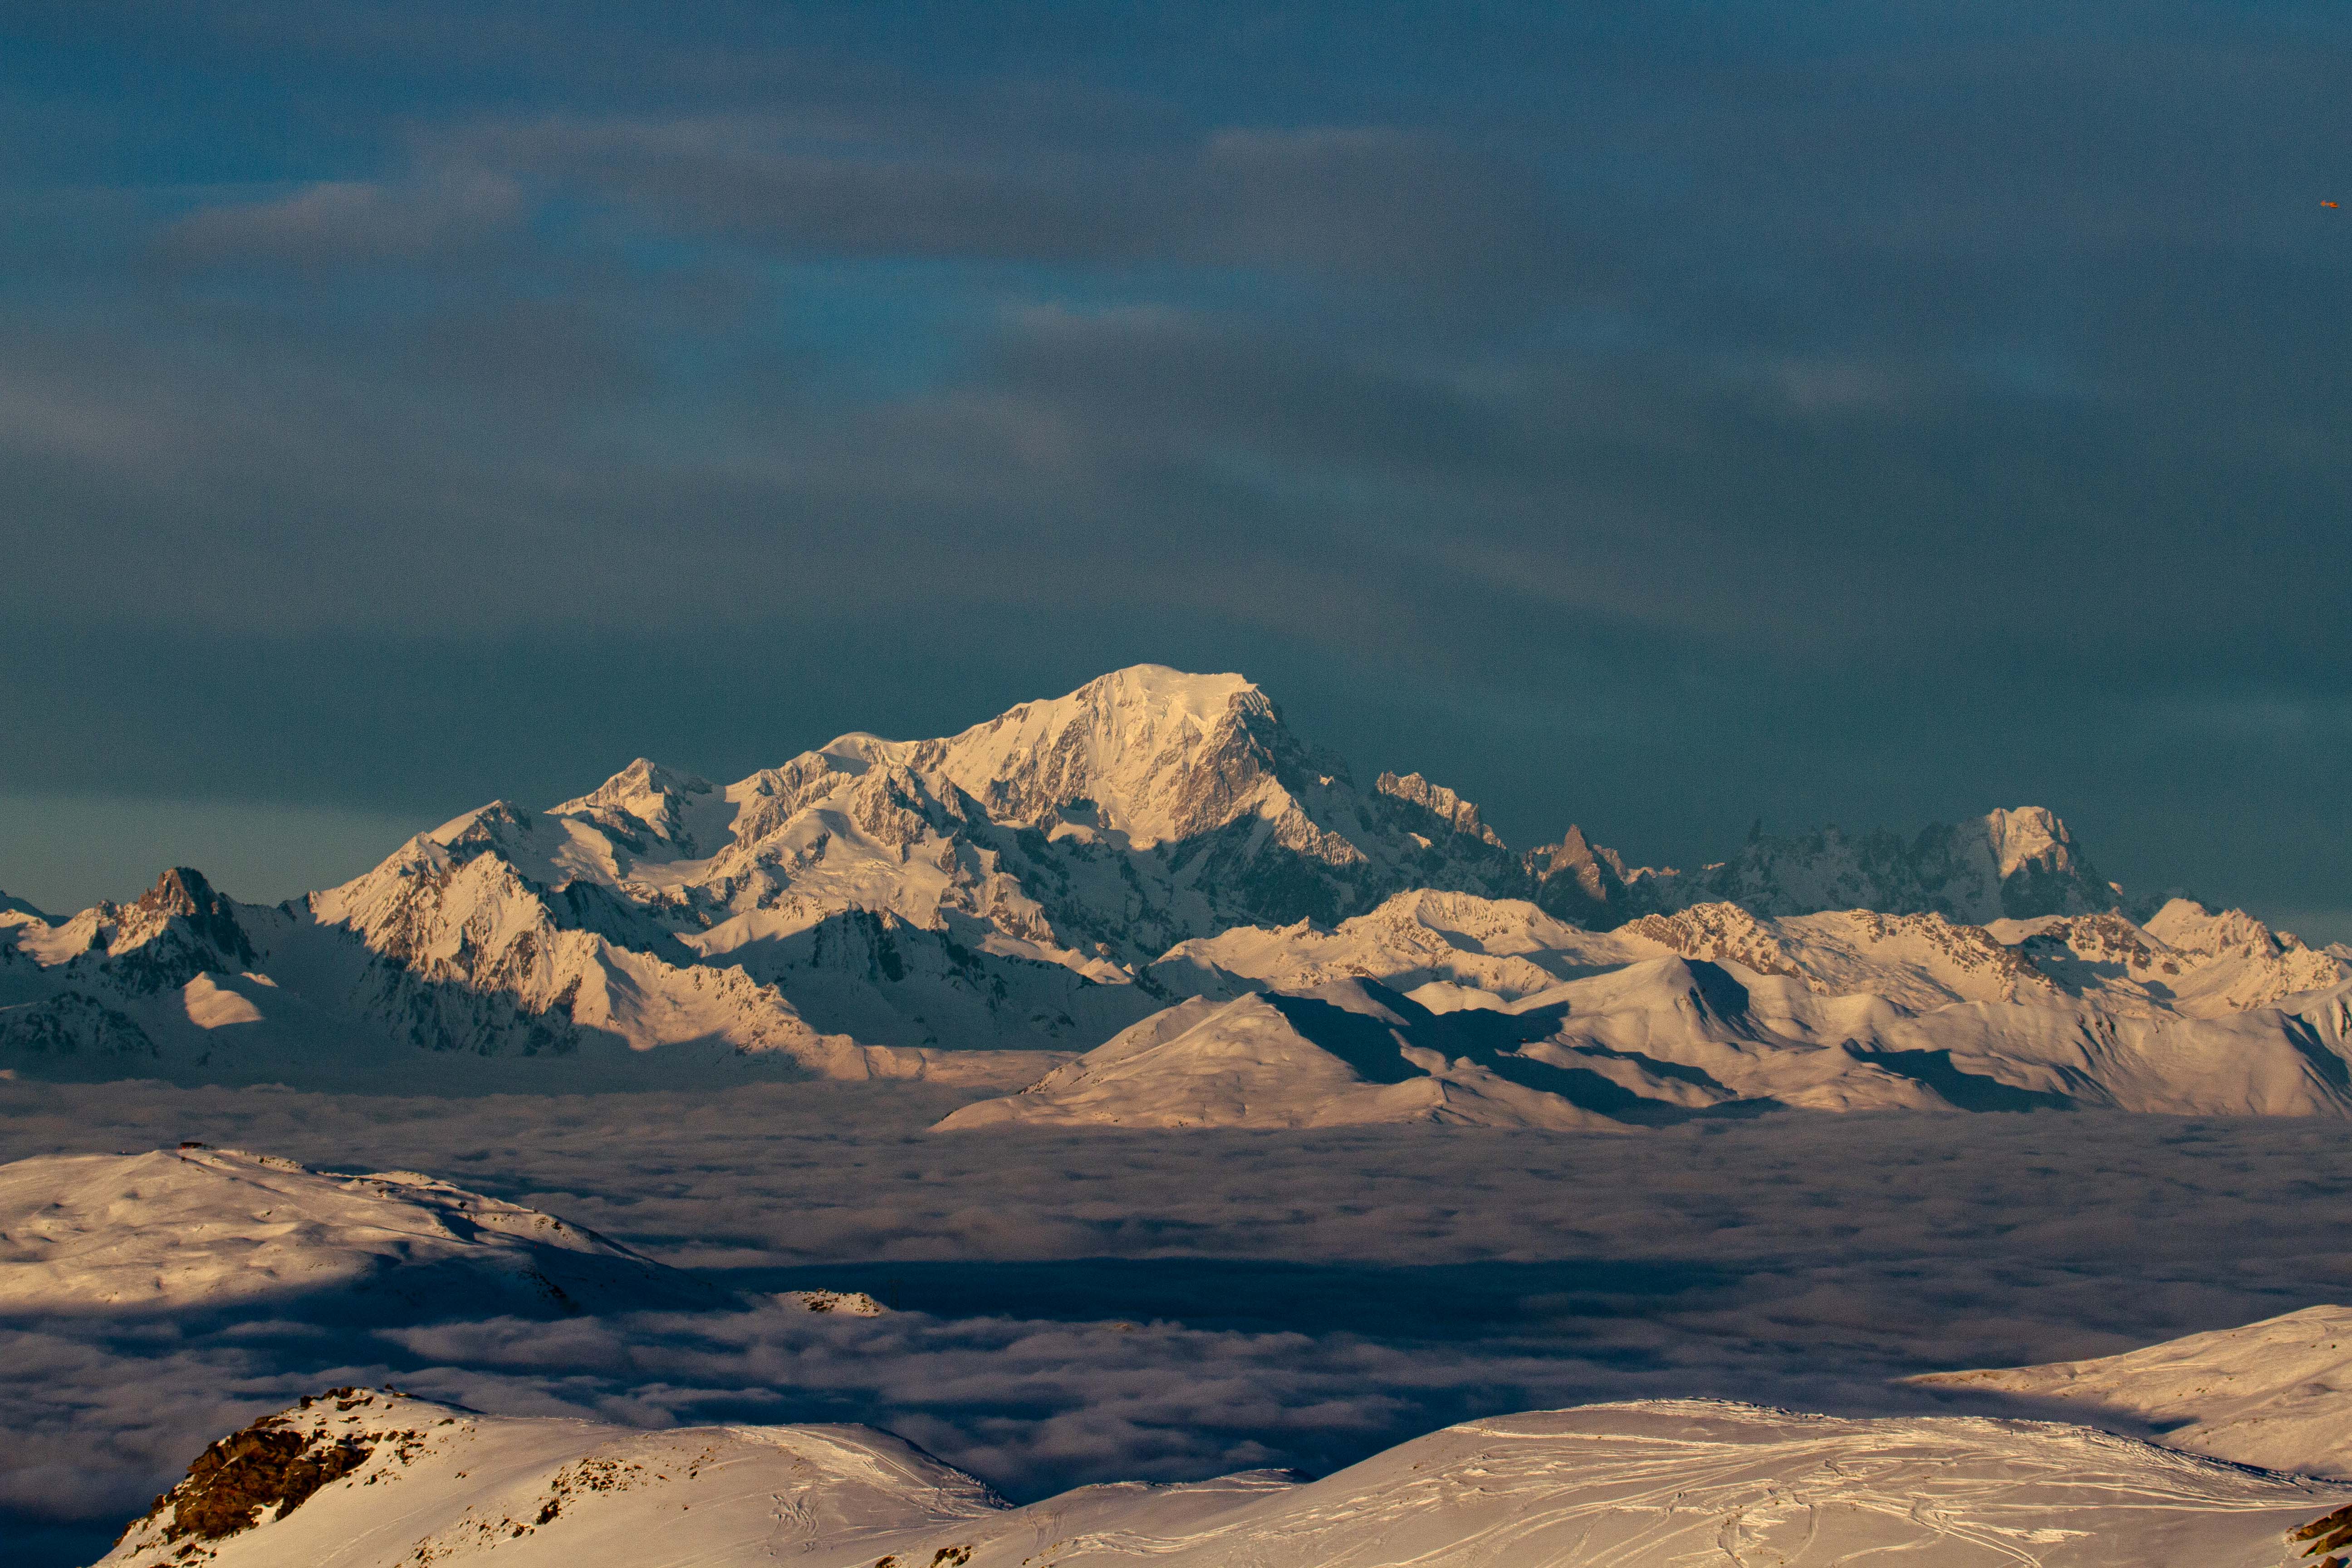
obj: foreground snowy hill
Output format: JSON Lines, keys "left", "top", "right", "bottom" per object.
{"left": 1918, "top": 1304, "right": 2352, "bottom": 1479}
{"left": 97, "top": 1389, "right": 1001, "bottom": 1568}
{"left": 3, "top": 664, "right": 2341, "bottom": 1102}
{"left": 935, "top": 979, "right": 1630, "bottom": 1130}
{"left": 0, "top": 1147, "right": 727, "bottom": 1319}
{"left": 94, "top": 1387, "right": 2352, "bottom": 1567}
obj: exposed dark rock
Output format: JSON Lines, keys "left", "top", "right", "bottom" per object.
{"left": 2292, "top": 1501, "right": 2352, "bottom": 1558}
{"left": 157, "top": 1409, "right": 372, "bottom": 1542}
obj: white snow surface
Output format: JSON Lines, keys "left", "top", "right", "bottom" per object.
{"left": 97, "top": 1389, "right": 1003, "bottom": 1568}
{"left": 0, "top": 1147, "right": 725, "bottom": 1318}
{"left": 1151, "top": 887, "right": 1655, "bottom": 1004}
{"left": 94, "top": 1388, "right": 2352, "bottom": 1568}
{"left": 1918, "top": 1304, "right": 2352, "bottom": 1480}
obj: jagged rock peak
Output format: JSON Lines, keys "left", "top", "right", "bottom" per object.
{"left": 130, "top": 867, "right": 255, "bottom": 964}
{"left": 1526, "top": 824, "right": 1633, "bottom": 880}
{"left": 134, "top": 866, "right": 227, "bottom": 920}
{"left": 1520, "top": 825, "right": 1637, "bottom": 924}
{"left": 1374, "top": 772, "right": 1504, "bottom": 847}
{"left": 1980, "top": 805, "right": 2082, "bottom": 879}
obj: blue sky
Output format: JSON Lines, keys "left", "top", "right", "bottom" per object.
{"left": 2, "top": 1, "right": 2347, "bottom": 933}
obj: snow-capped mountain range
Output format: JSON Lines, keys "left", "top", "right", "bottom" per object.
{"left": 3, "top": 666, "right": 2346, "bottom": 1116}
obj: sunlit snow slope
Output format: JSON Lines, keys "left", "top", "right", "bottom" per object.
{"left": 0, "top": 1147, "right": 727, "bottom": 1319}
{"left": 94, "top": 1389, "right": 2352, "bottom": 1568}
{"left": 1918, "top": 1304, "right": 2352, "bottom": 1479}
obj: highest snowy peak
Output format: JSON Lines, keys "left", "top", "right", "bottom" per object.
{"left": 916, "top": 665, "right": 1290, "bottom": 845}
{"left": 379, "top": 665, "right": 1529, "bottom": 977}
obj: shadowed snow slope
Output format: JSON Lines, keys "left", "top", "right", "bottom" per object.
{"left": 0, "top": 1147, "right": 728, "bottom": 1319}
{"left": 1617, "top": 806, "right": 2122, "bottom": 923}
{"left": 934, "top": 979, "right": 1630, "bottom": 1130}
{"left": 1916, "top": 1304, "right": 2352, "bottom": 1479}
{"left": 96, "top": 1388, "right": 2352, "bottom": 1568}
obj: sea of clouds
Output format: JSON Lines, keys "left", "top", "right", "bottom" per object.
{"left": 6, "top": 1079, "right": 2351, "bottom": 1566}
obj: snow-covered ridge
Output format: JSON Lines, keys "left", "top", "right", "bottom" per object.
{"left": 98, "top": 1388, "right": 1004, "bottom": 1568}
{"left": 946, "top": 892, "right": 2352, "bottom": 1129}
{"left": 0, "top": 888, "right": 51, "bottom": 922}
{"left": 0, "top": 1146, "right": 728, "bottom": 1318}
{"left": 94, "top": 1384, "right": 2352, "bottom": 1567}
{"left": 1916, "top": 1303, "right": 2352, "bottom": 1479}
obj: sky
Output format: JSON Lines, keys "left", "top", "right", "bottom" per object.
{"left": 1, "top": 2, "right": 2347, "bottom": 934}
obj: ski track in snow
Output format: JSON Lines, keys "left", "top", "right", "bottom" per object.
{"left": 7, "top": 1083, "right": 2352, "bottom": 1561}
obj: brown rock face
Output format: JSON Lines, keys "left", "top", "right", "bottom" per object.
{"left": 2292, "top": 1501, "right": 2352, "bottom": 1563}
{"left": 133, "top": 867, "right": 257, "bottom": 969}
{"left": 159, "top": 1404, "right": 374, "bottom": 1542}
{"left": 1523, "top": 825, "right": 1634, "bottom": 926}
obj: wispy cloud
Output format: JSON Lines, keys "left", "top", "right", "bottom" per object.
{"left": 163, "top": 169, "right": 524, "bottom": 267}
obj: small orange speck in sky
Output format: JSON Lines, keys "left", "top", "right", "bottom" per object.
{"left": 2326, "top": 200, "right": 2342, "bottom": 208}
